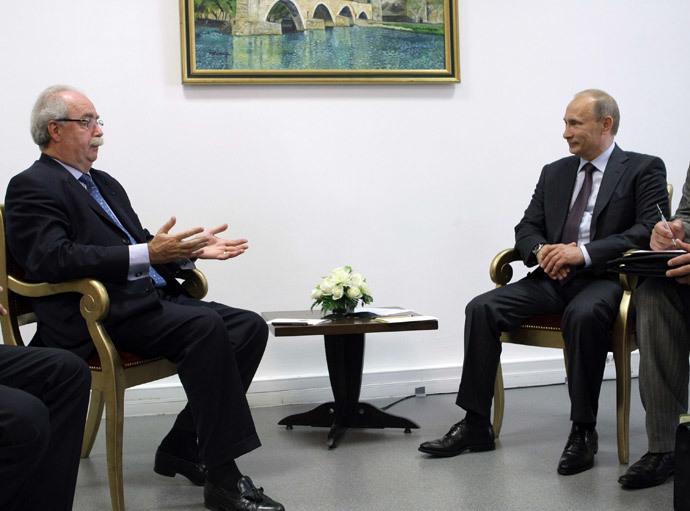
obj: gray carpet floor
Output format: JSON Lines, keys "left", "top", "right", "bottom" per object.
{"left": 73, "top": 379, "right": 673, "bottom": 510}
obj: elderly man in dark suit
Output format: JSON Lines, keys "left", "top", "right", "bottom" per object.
{"left": 419, "top": 89, "right": 669, "bottom": 476}
{"left": 4, "top": 85, "right": 284, "bottom": 511}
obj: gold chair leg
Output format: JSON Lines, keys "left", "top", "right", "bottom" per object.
{"left": 104, "top": 381, "right": 126, "bottom": 511}
{"left": 613, "top": 346, "right": 631, "bottom": 464}
{"left": 612, "top": 291, "right": 632, "bottom": 465}
{"left": 82, "top": 388, "right": 105, "bottom": 458}
{"left": 493, "top": 364, "right": 505, "bottom": 438}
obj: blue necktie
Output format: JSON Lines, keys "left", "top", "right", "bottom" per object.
{"left": 79, "top": 174, "right": 167, "bottom": 287}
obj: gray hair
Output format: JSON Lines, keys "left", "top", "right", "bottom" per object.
{"left": 30, "top": 85, "right": 83, "bottom": 148}
{"left": 575, "top": 89, "right": 620, "bottom": 136}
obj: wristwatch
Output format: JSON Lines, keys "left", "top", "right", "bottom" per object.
{"left": 532, "top": 243, "right": 545, "bottom": 257}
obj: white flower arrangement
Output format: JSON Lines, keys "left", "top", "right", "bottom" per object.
{"left": 310, "top": 266, "right": 373, "bottom": 315}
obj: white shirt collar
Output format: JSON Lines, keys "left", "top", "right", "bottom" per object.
{"left": 579, "top": 141, "right": 615, "bottom": 173}
{"left": 51, "top": 157, "right": 90, "bottom": 181}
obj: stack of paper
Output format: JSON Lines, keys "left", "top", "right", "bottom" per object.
{"left": 266, "top": 318, "right": 329, "bottom": 326}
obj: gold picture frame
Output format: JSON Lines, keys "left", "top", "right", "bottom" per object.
{"left": 180, "top": 0, "right": 459, "bottom": 84}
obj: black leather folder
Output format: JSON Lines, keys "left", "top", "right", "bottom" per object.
{"left": 607, "top": 250, "right": 685, "bottom": 277}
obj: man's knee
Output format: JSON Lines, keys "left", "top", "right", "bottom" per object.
{"left": 465, "top": 289, "right": 497, "bottom": 318}
{"left": 563, "top": 292, "right": 618, "bottom": 329}
{"left": 0, "top": 391, "right": 50, "bottom": 460}
{"left": 248, "top": 310, "right": 268, "bottom": 343}
{"left": 48, "top": 349, "right": 91, "bottom": 390}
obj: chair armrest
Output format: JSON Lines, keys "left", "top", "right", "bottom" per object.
{"left": 4, "top": 275, "right": 118, "bottom": 367}
{"left": 5, "top": 269, "right": 207, "bottom": 369}
{"left": 180, "top": 268, "right": 208, "bottom": 300}
{"left": 7, "top": 276, "right": 109, "bottom": 321}
{"left": 490, "top": 248, "right": 521, "bottom": 287}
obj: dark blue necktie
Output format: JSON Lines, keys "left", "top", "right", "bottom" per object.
{"left": 79, "top": 174, "right": 167, "bottom": 287}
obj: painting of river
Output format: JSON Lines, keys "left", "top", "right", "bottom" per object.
{"left": 180, "top": 0, "right": 459, "bottom": 83}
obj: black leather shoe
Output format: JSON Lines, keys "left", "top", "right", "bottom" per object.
{"left": 418, "top": 419, "right": 495, "bottom": 457}
{"left": 154, "top": 447, "right": 206, "bottom": 486}
{"left": 557, "top": 424, "right": 598, "bottom": 475}
{"left": 618, "top": 451, "right": 674, "bottom": 489}
{"left": 204, "top": 476, "right": 285, "bottom": 511}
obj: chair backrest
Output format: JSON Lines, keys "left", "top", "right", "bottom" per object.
{"left": 0, "top": 205, "right": 37, "bottom": 347}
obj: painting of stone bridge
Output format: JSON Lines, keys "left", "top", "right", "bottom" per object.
{"left": 180, "top": 0, "right": 460, "bottom": 83}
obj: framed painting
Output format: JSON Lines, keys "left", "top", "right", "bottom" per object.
{"left": 179, "top": 0, "right": 459, "bottom": 84}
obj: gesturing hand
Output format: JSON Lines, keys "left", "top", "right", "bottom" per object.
{"left": 148, "top": 216, "right": 208, "bottom": 264}
{"left": 195, "top": 224, "right": 249, "bottom": 260}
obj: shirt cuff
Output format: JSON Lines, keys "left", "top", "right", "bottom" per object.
{"left": 128, "top": 244, "right": 151, "bottom": 281}
{"left": 581, "top": 245, "right": 592, "bottom": 267}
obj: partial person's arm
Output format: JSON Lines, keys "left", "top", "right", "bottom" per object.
{"left": 514, "top": 164, "right": 578, "bottom": 280}
{"left": 514, "top": 164, "right": 549, "bottom": 267}
{"left": 671, "top": 163, "right": 690, "bottom": 241}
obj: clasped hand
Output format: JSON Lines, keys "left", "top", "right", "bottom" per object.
{"left": 148, "top": 217, "right": 248, "bottom": 264}
{"left": 537, "top": 242, "right": 585, "bottom": 280}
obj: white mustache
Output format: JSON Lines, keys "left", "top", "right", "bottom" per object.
{"left": 90, "top": 137, "right": 104, "bottom": 147}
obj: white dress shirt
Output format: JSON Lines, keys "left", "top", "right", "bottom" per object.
{"left": 569, "top": 142, "right": 616, "bottom": 267}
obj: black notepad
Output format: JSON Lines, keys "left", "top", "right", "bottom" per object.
{"left": 607, "top": 250, "right": 686, "bottom": 277}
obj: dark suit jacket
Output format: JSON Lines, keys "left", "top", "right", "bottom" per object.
{"left": 4, "top": 153, "right": 195, "bottom": 358}
{"left": 514, "top": 144, "right": 668, "bottom": 274}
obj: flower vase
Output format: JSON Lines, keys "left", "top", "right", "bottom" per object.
{"left": 326, "top": 303, "right": 356, "bottom": 318}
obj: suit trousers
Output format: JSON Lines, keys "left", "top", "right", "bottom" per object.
{"left": 456, "top": 270, "right": 622, "bottom": 424}
{"left": 109, "top": 291, "right": 268, "bottom": 468}
{"left": 635, "top": 277, "right": 690, "bottom": 452}
{"left": 0, "top": 345, "right": 91, "bottom": 511}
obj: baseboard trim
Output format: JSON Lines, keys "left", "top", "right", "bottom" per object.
{"left": 122, "top": 351, "right": 639, "bottom": 417}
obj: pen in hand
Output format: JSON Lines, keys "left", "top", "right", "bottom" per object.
{"left": 657, "top": 203, "right": 678, "bottom": 248}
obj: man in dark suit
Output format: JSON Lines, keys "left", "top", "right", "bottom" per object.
{"left": 0, "top": 292, "right": 91, "bottom": 511}
{"left": 4, "top": 85, "right": 284, "bottom": 511}
{"left": 419, "top": 89, "right": 668, "bottom": 475}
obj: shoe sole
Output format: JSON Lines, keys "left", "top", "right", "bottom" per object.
{"left": 418, "top": 442, "right": 495, "bottom": 458}
{"left": 557, "top": 460, "right": 594, "bottom": 476}
{"left": 154, "top": 451, "right": 206, "bottom": 486}
{"left": 618, "top": 470, "right": 674, "bottom": 489}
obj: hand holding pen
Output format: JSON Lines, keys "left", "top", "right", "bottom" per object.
{"left": 652, "top": 203, "right": 683, "bottom": 250}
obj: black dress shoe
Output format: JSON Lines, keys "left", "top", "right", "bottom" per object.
{"left": 557, "top": 424, "right": 598, "bottom": 475}
{"left": 154, "top": 447, "right": 206, "bottom": 486}
{"left": 418, "top": 418, "right": 495, "bottom": 457}
{"left": 204, "top": 476, "right": 285, "bottom": 511}
{"left": 618, "top": 451, "right": 674, "bottom": 489}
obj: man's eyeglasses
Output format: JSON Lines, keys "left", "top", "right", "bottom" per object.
{"left": 55, "top": 118, "right": 104, "bottom": 130}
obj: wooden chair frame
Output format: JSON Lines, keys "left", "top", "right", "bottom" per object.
{"left": 0, "top": 205, "right": 208, "bottom": 511}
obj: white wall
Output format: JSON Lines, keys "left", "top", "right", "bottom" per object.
{"left": 2, "top": 1, "right": 689, "bottom": 408}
